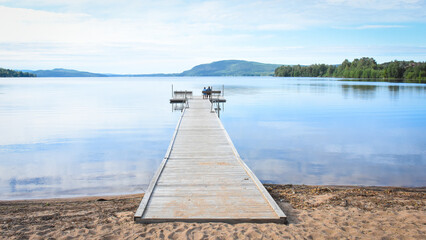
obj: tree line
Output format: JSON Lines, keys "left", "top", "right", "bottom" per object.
{"left": 274, "top": 57, "right": 426, "bottom": 81}
{"left": 0, "top": 68, "right": 36, "bottom": 77}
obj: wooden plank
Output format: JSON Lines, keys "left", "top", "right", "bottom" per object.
{"left": 170, "top": 99, "right": 186, "bottom": 103}
{"left": 174, "top": 91, "right": 193, "bottom": 94}
{"left": 134, "top": 96, "right": 286, "bottom": 223}
{"left": 202, "top": 90, "right": 221, "bottom": 94}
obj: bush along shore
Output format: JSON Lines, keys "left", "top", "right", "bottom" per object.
{"left": 275, "top": 57, "right": 426, "bottom": 83}
{"left": 0, "top": 68, "right": 36, "bottom": 77}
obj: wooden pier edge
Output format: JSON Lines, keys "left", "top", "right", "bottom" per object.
{"left": 135, "top": 217, "right": 285, "bottom": 224}
{"left": 134, "top": 107, "right": 187, "bottom": 222}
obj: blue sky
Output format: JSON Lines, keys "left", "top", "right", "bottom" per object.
{"left": 0, "top": 0, "right": 425, "bottom": 74}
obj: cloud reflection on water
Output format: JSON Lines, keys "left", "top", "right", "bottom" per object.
{"left": 221, "top": 78, "right": 426, "bottom": 187}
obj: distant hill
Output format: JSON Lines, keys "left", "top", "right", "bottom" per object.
{"left": 21, "top": 69, "right": 180, "bottom": 77}
{"left": 180, "top": 60, "right": 281, "bottom": 76}
{"left": 24, "top": 68, "right": 107, "bottom": 77}
{"left": 19, "top": 60, "right": 282, "bottom": 77}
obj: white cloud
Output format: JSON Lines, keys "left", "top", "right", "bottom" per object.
{"left": 333, "top": 24, "right": 407, "bottom": 29}
{"left": 0, "top": 1, "right": 425, "bottom": 72}
{"left": 356, "top": 25, "right": 406, "bottom": 29}
{"left": 324, "top": 0, "right": 423, "bottom": 10}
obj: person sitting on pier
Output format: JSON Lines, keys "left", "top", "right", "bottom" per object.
{"left": 202, "top": 87, "right": 207, "bottom": 99}
{"left": 206, "top": 86, "right": 212, "bottom": 99}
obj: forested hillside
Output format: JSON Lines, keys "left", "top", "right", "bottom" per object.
{"left": 0, "top": 68, "right": 36, "bottom": 77}
{"left": 275, "top": 58, "right": 426, "bottom": 81}
{"left": 180, "top": 60, "right": 281, "bottom": 76}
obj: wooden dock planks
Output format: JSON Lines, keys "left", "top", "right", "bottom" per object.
{"left": 134, "top": 96, "right": 286, "bottom": 223}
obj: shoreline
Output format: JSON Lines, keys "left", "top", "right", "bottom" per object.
{"left": 1, "top": 184, "right": 424, "bottom": 203}
{"left": 1, "top": 184, "right": 425, "bottom": 239}
{"left": 0, "top": 193, "right": 144, "bottom": 203}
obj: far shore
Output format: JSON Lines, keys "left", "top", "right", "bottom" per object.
{"left": 1, "top": 184, "right": 425, "bottom": 239}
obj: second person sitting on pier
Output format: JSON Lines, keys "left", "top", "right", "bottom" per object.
{"left": 203, "top": 87, "right": 207, "bottom": 99}
{"left": 206, "top": 86, "right": 212, "bottom": 99}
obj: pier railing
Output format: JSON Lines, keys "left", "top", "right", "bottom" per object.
{"left": 170, "top": 86, "right": 226, "bottom": 117}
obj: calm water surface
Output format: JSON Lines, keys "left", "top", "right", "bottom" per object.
{"left": 0, "top": 77, "right": 425, "bottom": 199}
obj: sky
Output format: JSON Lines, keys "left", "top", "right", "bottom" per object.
{"left": 0, "top": 0, "right": 425, "bottom": 74}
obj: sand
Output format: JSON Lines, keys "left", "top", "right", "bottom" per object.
{"left": 1, "top": 184, "right": 425, "bottom": 239}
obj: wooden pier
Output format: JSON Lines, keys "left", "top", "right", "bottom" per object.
{"left": 134, "top": 96, "right": 286, "bottom": 223}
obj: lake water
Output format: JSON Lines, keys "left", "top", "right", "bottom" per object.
{"left": 0, "top": 77, "right": 425, "bottom": 200}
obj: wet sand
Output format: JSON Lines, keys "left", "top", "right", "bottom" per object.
{"left": 1, "top": 184, "right": 425, "bottom": 239}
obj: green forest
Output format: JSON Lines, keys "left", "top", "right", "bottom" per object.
{"left": 274, "top": 58, "right": 426, "bottom": 82}
{"left": 0, "top": 68, "right": 36, "bottom": 77}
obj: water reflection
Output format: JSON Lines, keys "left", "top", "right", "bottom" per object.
{"left": 0, "top": 78, "right": 180, "bottom": 199}
{"left": 308, "top": 83, "right": 333, "bottom": 94}
{"left": 223, "top": 85, "right": 263, "bottom": 96}
{"left": 242, "top": 151, "right": 425, "bottom": 187}
{"left": 388, "top": 85, "right": 400, "bottom": 99}
{"left": 221, "top": 78, "right": 426, "bottom": 187}
{"left": 9, "top": 176, "right": 62, "bottom": 193}
{"left": 0, "top": 77, "right": 425, "bottom": 200}
{"left": 341, "top": 84, "right": 377, "bottom": 99}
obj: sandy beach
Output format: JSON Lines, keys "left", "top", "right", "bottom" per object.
{"left": 1, "top": 184, "right": 424, "bottom": 239}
